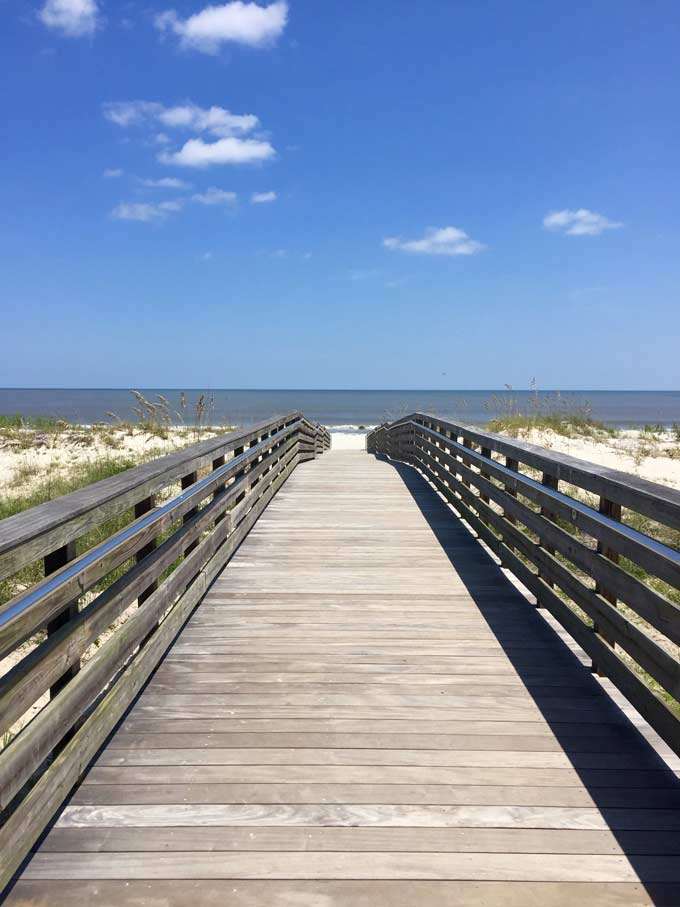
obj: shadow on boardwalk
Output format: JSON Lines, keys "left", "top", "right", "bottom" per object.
{"left": 377, "top": 455, "right": 680, "bottom": 907}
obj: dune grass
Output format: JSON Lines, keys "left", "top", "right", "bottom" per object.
{"left": 484, "top": 389, "right": 616, "bottom": 439}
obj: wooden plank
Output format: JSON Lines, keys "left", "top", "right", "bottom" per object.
{"left": 18, "top": 850, "right": 680, "bottom": 882}
{"left": 104, "top": 731, "right": 654, "bottom": 753}
{"left": 81, "top": 763, "right": 679, "bottom": 788}
{"left": 94, "top": 747, "right": 668, "bottom": 770}
{"left": 116, "top": 717, "right": 628, "bottom": 736}
{"left": 38, "top": 824, "right": 680, "bottom": 855}
{"left": 68, "top": 783, "right": 680, "bottom": 809}
{"left": 57, "top": 802, "right": 680, "bottom": 830}
{"left": 6, "top": 880, "right": 676, "bottom": 907}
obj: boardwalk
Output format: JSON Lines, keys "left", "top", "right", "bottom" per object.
{"left": 7, "top": 449, "right": 680, "bottom": 905}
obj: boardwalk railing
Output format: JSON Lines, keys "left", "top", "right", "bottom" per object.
{"left": 368, "top": 413, "right": 680, "bottom": 754}
{"left": 0, "top": 412, "right": 330, "bottom": 887}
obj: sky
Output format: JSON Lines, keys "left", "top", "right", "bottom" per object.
{"left": 1, "top": 0, "right": 679, "bottom": 390}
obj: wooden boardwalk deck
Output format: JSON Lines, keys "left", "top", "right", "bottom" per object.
{"left": 7, "top": 449, "right": 680, "bottom": 906}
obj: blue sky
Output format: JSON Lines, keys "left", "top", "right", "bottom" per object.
{"left": 2, "top": 0, "right": 679, "bottom": 389}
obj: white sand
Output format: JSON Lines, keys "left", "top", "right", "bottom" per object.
{"left": 330, "top": 430, "right": 369, "bottom": 450}
{"left": 516, "top": 428, "right": 680, "bottom": 491}
{"left": 0, "top": 426, "right": 224, "bottom": 495}
{"left": 2, "top": 424, "right": 679, "bottom": 495}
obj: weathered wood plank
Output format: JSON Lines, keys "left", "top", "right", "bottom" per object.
{"left": 7, "top": 880, "right": 676, "bottom": 907}
{"left": 38, "top": 824, "right": 680, "bottom": 855}
{"left": 57, "top": 802, "right": 680, "bottom": 830}
{"left": 19, "top": 850, "right": 680, "bottom": 882}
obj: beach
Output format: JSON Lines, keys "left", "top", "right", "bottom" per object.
{"left": 2, "top": 422, "right": 679, "bottom": 498}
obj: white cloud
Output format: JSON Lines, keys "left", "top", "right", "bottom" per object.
{"left": 103, "top": 101, "right": 158, "bottom": 128}
{"left": 160, "top": 136, "right": 274, "bottom": 167}
{"left": 104, "top": 100, "right": 275, "bottom": 170}
{"left": 251, "top": 190, "right": 277, "bottom": 203}
{"left": 103, "top": 168, "right": 123, "bottom": 178}
{"left": 543, "top": 208, "right": 623, "bottom": 236}
{"left": 141, "top": 177, "right": 191, "bottom": 188}
{"left": 155, "top": 1, "right": 288, "bottom": 54}
{"left": 111, "top": 200, "right": 183, "bottom": 222}
{"left": 39, "top": 0, "right": 98, "bottom": 36}
{"left": 383, "top": 226, "right": 485, "bottom": 256}
{"left": 192, "top": 187, "right": 237, "bottom": 205}
{"left": 158, "top": 105, "right": 258, "bottom": 136}
{"left": 103, "top": 101, "right": 258, "bottom": 138}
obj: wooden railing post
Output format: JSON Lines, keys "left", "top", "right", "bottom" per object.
{"left": 592, "top": 496, "right": 622, "bottom": 674}
{"left": 503, "top": 457, "right": 519, "bottom": 525}
{"left": 247, "top": 434, "right": 261, "bottom": 488}
{"left": 133, "top": 495, "right": 159, "bottom": 647}
{"left": 181, "top": 471, "right": 199, "bottom": 557}
{"left": 462, "top": 438, "right": 473, "bottom": 488}
{"left": 479, "top": 446, "right": 491, "bottom": 504}
{"left": 44, "top": 542, "right": 79, "bottom": 700}
{"left": 233, "top": 443, "right": 246, "bottom": 505}
{"left": 212, "top": 455, "right": 226, "bottom": 525}
{"left": 251, "top": 433, "right": 268, "bottom": 488}
{"left": 134, "top": 495, "right": 158, "bottom": 605}
{"left": 538, "top": 472, "right": 559, "bottom": 593}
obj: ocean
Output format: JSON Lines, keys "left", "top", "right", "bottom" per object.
{"left": 1, "top": 388, "right": 679, "bottom": 429}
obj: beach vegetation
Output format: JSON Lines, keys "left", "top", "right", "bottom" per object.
{"left": 485, "top": 388, "right": 615, "bottom": 439}
{"left": 0, "top": 414, "right": 65, "bottom": 431}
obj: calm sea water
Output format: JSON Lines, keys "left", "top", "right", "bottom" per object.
{"left": 1, "top": 389, "right": 679, "bottom": 429}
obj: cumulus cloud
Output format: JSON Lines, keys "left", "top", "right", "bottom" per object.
{"left": 543, "top": 208, "right": 623, "bottom": 236}
{"left": 103, "top": 101, "right": 258, "bottom": 137}
{"left": 39, "top": 0, "right": 98, "bottom": 36}
{"left": 111, "top": 200, "right": 183, "bottom": 222}
{"left": 155, "top": 1, "right": 288, "bottom": 54}
{"left": 103, "top": 168, "right": 123, "bottom": 178}
{"left": 159, "top": 136, "right": 274, "bottom": 167}
{"left": 141, "top": 177, "right": 191, "bottom": 188}
{"left": 251, "top": 190, "right": 276, "bottom": 203}
{"left": 103, "top": 100, "right": 274, "bottom": 169}
{"left": 192, "top": 187, "right": 237, "bottom": 205}
{"left": 383, "top": 226, "right": 485, "bottom": 257}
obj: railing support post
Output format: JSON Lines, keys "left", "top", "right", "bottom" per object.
{"left": 181, "top": 471, "right": 199, "bottom": 557}
{"left": 592, "top": 496, "right": 621, "bottom": 674}
{"left": 538, "top": 472, "right": 559, "bottom": 595}
{"left": 479, "top": 446, "right": 491, "bottom": 503}
{"left": 134, "top": 495, "right": 158, "bottom": 605}
{"left": 233, "top": 444, "right": 246, "bottom": 504}
{"left": 462, "top": 438, "right": 473, "bottom": 488}
{"left": 212, "top": 455, "right": 226, "bottom": 526}
{"left": 45, "top": 542, "right": 79, "bottom": 700}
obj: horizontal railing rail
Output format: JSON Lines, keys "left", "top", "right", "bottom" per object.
{"left": 0, "top": 412, "right": 330, "bottom": 889}
{"left": 367, "top": 413, "right": 680, "bottom": 754}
